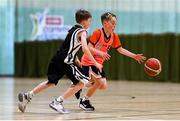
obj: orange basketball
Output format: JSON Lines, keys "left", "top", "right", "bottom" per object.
{"left": 144, "top": 58, "right": 161, "bottom": 77}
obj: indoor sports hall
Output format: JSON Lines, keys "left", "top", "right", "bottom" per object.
{"left": 0, "top": 0, "right": 180, "bottom": 120}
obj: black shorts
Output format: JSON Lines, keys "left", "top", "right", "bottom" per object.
{"left": 82, "top": 65, "right": 106, "bottom": 79}
{"left": 47, "top": 56, "right": 89, "bottom": 85}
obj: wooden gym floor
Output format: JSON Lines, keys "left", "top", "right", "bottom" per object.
{"left": 0, "top": 77, "right": 180, "bottom": 120}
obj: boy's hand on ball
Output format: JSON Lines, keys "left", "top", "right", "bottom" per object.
{"left": 134, "top": 54, "right": 146, "bottom": 64}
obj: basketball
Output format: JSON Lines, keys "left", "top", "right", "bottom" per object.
{"left": 144, "top": 58, "right": 161, "bottom": 77}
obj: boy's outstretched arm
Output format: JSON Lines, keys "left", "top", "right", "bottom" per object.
{"left": 117, "top": 47, "right": 146, "bottom": 64}
{"left": 80, "top": 31, "right": 102, "bottom": 71}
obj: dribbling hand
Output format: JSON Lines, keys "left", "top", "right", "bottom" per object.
{"left": 134, "top": 54, "right": 146, "bottom": 64}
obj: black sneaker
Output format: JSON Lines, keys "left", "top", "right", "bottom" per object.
{"left": 75, "top": 89, "right": 82, "bottom": 99}
{"left": 79, "top": 98, "right": 95, "bottom": 111}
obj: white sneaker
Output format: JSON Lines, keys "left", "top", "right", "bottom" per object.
{"left": 49, "top": 99, "right": 69, "bottom": 114}
{"left": 18, "top": 92, "right": 31, "bottom": 113}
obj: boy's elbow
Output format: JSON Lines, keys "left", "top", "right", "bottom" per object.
{"left": 117, "top": 47, "right": 123, "bottom": 54}
{"left": 82, "top": 46, "right": 88, "bottom": 53}
{"left": 88, "top": 46, "right": 93, "bottom": 52}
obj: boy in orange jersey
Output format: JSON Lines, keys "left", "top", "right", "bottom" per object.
{"left": 76, "top": 12, "right": 146, "bottom": 111}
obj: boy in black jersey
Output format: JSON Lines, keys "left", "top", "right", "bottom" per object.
{"left": 18, "top": 9, "right": 103, "bottom": 114}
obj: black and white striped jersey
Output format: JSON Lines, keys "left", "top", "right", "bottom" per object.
{"left": 58, "top": 24, "right": 87, "bottom": 64}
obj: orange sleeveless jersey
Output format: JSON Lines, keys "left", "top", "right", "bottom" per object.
{"left": 81, "top": 28, "right": 122, "bottom": 66}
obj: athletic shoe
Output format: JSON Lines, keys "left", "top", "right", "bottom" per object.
{"left": 49, "top": 98, "right": 69, "bottom": 114}
{"left": 79, "top": 98, "right": 95, "bottom": 111}
{"left": 18, "top": 92, "right": 31, "bottom": 113}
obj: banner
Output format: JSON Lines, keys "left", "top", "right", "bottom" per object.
{"left": 30, "top": 8, "right": 71, "bottom": 41}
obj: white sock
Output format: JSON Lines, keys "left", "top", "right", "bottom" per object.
{"left": 27, "top": 91, "right": 34, "bottom": 99}
{"left": 82, "top": 95, "right": 89, "bottom": 101}
{"left": 57, "top": 96, "right": 64, "bottom": 102}
{"left": 30, "top": 91, "right": 34, "bottom": 96}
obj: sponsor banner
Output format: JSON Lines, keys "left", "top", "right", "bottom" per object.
{"left": 30, "top": 8, "right": 72, "bottom": 41}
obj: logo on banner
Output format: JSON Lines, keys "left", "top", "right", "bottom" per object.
{"left": 30, "top": 8, "right": 71, "bottom": 41}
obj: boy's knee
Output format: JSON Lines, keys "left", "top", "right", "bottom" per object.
{"left": 93, "top": 79, "right": 102, "bottom": 87}
{"left": 98, "top": 78, "right": 107, "bottom": 90}
{"left": 99, "top": 83, "right": 108, "bottom": 90}
{"left": 78, "top": 81, "right": 85, "bottom": 87}
{"left": 91, "top": 77, "right": 107, "bottom": 89}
